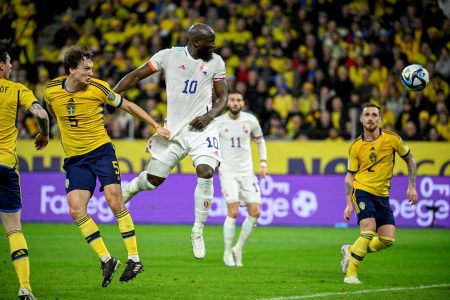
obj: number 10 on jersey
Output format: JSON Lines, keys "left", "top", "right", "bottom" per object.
{"left": 182, "top": 80, "right": 198, "bottom": 94}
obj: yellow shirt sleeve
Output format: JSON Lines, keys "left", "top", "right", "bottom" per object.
{"left": 18, "top": 83, "right": 37, "bottom": 109}
{"left": 347, "top": 142, "right": 359, "bottom": 173}
{"left": 394, "top": 135, "right": 410, "bottom": 158}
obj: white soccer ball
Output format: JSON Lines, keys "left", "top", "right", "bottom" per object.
{"left": 400, "top": 64, "right": 430, "bottom": 92}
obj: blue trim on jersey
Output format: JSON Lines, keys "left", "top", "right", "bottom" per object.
{"left": 401, "top": 149, "right": 410, "bottom": 159}
{"left": 0, "top": 208, "right": 21, "bottom": 213}
{"left": 0, "top": 164, "right": 15, "bottom": 170}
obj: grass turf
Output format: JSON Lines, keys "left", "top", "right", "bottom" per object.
{"left": 0, "top": 224, "right": 449, "bottom": 299}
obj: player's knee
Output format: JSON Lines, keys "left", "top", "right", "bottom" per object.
{"left": 227, "top": 208, "right": 239, "bottom": 219}
{"left": 248, "top": 208, "right": 260, "bottom": 219}
{"left": 69, "top": 206, "right": 87, "bottom": 220}
{"left": 249, "top": 210, "right": 260, "bottom": 219}
{"left": 147, "top": 173, "right": 165, "bottom": 187}
{"left": 196, "top": 164, "right": 214, "bottom": 179}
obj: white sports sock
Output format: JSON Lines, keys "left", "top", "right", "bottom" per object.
{"left": 125, "top": 171, "right": 155, "bottom": 194}
{"left": 223, "top": 216, "right": 236, "bottom": 253}
{"left": 192, "top": 177, "right": 213, "bottom": 233}
{"left": 138, "top": 171, "right": 156, "bottom": 190}
{"left": 235, "top": 216, "right": 258, "bottom": 250}
{"left": 100, "top": 253, "right": 112, "bottom": 263}
{"left": 128, "top": 254, "right": 140, "bottom": 262}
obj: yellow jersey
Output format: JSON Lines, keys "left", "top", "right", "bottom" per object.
{"left": 43, "top": 76, "right": 123, "bottom": 157}
{"left": 347, "top": 129, "right": 410, "bottom": 197}
{"left": 0, "top": 78, "right": 37, "bottom": 169}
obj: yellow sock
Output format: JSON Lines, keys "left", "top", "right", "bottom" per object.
{"left": 368, "top": 235, "right": 395, "bottom": 253}
{"left": 347, "top": 231, "right": 374, "bottom": 277}
{"left": 115, "top": 209, "right": 138, "bottom": 257}
{"left": 76, "top": 215, "right": 109, "bottom": 259}
{"left": 7, "top": 230, "right": 31, "bottom": 291}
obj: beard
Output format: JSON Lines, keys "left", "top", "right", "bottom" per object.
{"left": 198, "top": 48, "right": 213, "bottom": 61}
{"left": 363, "top": 123, "right": 378, "bottom": 132}
{"left": 229, "top": 107, "right": 241, "bottom": 115}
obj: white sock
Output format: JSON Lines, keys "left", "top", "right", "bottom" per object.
{"left": 101, "top": 253, "right": 111, "bottom": 263}
{"left": 223, "top": 216, "right": 236, "bottom": 254}
{"left": 235, "top": 216, "right": 258, "bottom": 250}
{"left": 192, "top": 177, "right": 213, "bottom": 233}
{"left": 124, "top": 171, "right": 155, "bottom": 203}
{"left": 138, "top": 171, "right": 156, "bottom": 190}
{"left": 128, "top": 254, "right": 140, "bottom": 262}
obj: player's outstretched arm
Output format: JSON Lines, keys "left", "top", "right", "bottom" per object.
{"left": 190, "top": 79, "right": 228, "bottom": 130}
{"left": 119, "top": 99, "right": 170, "bottom": 139}
{"left": 28, "top": 102, "right": 50, "bottom": 150}
{"left": 403, "top": 152, "right": 418, "bottom": 205}
{"left": 114, "top": 63, "right": 154, "bottom": 94}
{"left": 343, "top": 172, "right": 355, "bottom": 222}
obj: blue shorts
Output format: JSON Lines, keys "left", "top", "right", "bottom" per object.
{"left": 0, "top": 165, "right": 21, "bottom": 212}
{"left": 63, "top": 143, "right": 121, "bottom": 194}
{"left": 353, "top": 189, "right": 395, "bottom": 228}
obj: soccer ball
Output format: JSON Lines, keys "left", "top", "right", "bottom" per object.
{"left": 400, "top": 64, "right": 430, "bottom": 91}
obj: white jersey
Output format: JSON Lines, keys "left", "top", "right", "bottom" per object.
{"left": 148, "top": 47, "right": 226, "bottom": 137}
{"left": 217, "top": 111, "right": 263, "bottom": 176}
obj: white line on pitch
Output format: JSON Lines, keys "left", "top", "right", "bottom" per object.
{"left": 257, "top": 283, "right": 450, "bottom": 300}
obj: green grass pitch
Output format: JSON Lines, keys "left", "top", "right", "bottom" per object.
{"left": 0, "top": 224, "right": 449, "bottom": 299}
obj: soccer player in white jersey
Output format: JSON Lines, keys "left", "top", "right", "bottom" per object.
{"left": 216, "top": 92, "right": 268, "bottom": 267}
{"left": 114, "top": 23, "right": 228, "bottom": 259}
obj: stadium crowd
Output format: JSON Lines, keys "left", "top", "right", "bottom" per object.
{"left": 1, "top": 0, "right": 450, "bottom": 141}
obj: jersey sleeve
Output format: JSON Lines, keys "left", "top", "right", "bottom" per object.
{"left": 394, "top": 135, "right": 410, "bottom": 158}
{"left": 213, "top": 56, "right": 226, "bottom": 81}
{"left": 347, "top": 143, "right": 359, "bottom": 173}
{"left": 18, "top": 83, "right": 37, "bottom": 109}
{"left": 93, "top": 79, "right": 123, "bottom": 108}
{"left": 148, "top": 49, "right": 170, "bottom": 72}
{"left": 250, "top": 116, "right": 263, "bottom": 138}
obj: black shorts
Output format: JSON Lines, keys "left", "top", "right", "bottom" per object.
{"left": 63, "top": 143, "right": 121, "bottom": 194}
{"left": 353, "top": 189, "right": 395, "bottom": 228}
{"left": 0, "top": 165, "right": 21, "bottom": 212}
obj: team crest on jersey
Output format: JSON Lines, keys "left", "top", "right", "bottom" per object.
{"left": 359, "top": 202, "right": 365, "bottom": 210}
{"left": 200, "top": 64, "right": 208, "bottom": 76}
{"left": 65, "top": 179, "right": 70, "bottom": 189}
{"left": 242, "top": 125, "right": 249, "bottom": 133}
{"left": 66, "top": 98, "right": 76, "bottom": 116}
{"left": 369, "top": 152, "right": 377, "bottom": 163}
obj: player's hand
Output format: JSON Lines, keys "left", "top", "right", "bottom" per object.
{"left": 189, "top": 113, "right": 214, "bottom": 130}
{"left": 407, "top": 186, "right": 419, "bottom": 206}
{"left": 260, "top": 166, "right": 268, "bottom": 179}
{"left": 34, "top": 133, "right": 49, "bottom": 150}
{"left": 343, "top": 204, "right": 353, "bottom": 222}
{"left": 157, "top": 126, "right": 170, "bottom": 139}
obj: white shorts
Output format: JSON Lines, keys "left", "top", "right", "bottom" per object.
{"left": 148, "top": 122, "right": 220, "bottom": 170}
{"left": 219, "top": 173, "right": 261, "bottom": 205}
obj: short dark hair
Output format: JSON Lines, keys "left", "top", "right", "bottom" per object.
{"left": 0, "top": 39, "right": 11, "bottom": 63}
{"left": 362, "top": 102, "right": 381, "bottom": 113}
{"left": 63, "top": 45, "right": 93, "bottom": 74}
